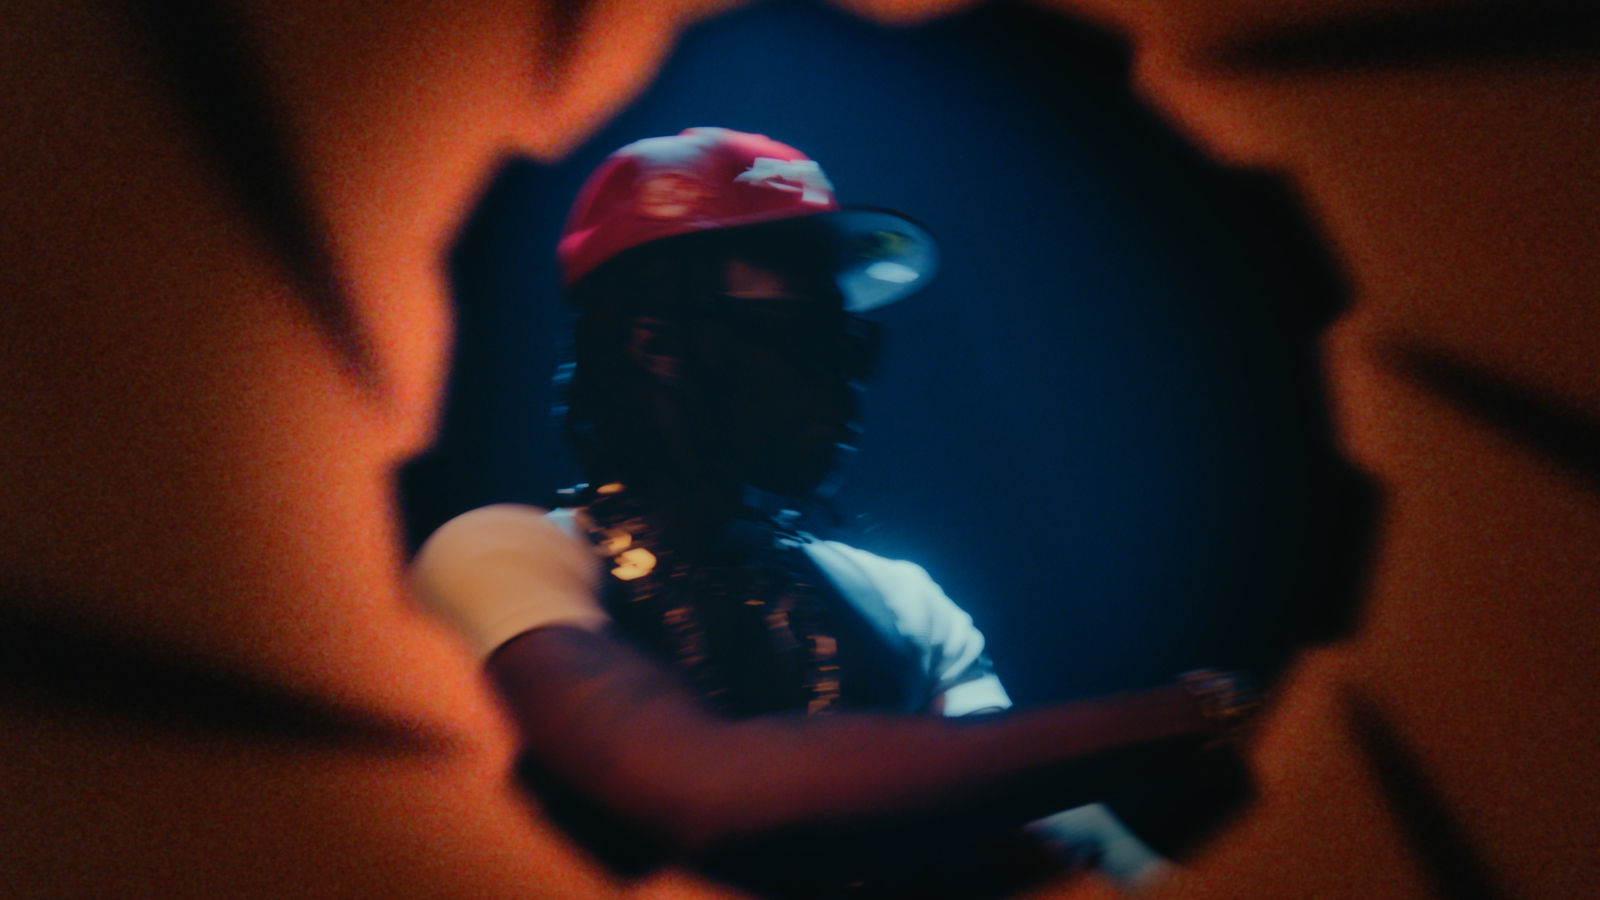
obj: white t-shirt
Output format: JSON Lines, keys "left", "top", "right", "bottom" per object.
{"left": 411, "top": 503, "right": 1012, "bottom": 717}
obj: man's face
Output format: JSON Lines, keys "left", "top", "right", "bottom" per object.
{"left": 683, "top": 256, "right": 881, "bottom": 499}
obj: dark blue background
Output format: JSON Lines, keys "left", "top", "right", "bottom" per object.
{"left": 399, "top": 1, "right": 1368, "bottom": 705}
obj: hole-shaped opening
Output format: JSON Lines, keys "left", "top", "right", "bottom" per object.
{"left": 405, "top": 0, "right": 1371, "bottom": 700}
{"left": 400, "top": 1, "right": 1377, "bottom": 866}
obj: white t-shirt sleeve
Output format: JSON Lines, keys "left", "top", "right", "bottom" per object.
{"left": 410, "top": 504, "right": 610, "bottom": 659}
{"left": 813, "top": 541, "right": 1013, "bottom": 716}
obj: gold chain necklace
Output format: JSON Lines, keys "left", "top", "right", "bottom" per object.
{"left": 569, "top": 483, "right": 842, "bottom": 717}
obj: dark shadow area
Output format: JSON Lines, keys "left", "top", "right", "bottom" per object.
{"left": 1214, "top": 0, "right": 1600, "bottom": 72}
{"left": 1344, "top": 685, "right": 1508, "bottom": 900}
{"left": 1386, "top": 339, "right": 1600, "bottom": 499}
{"left": 125, "top": 0, "right": 369, "bottom": 380}
{"left": 0, "top": 586, "right": 443, "bottom": 752}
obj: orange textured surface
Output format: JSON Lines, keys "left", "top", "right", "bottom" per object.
{"left": 2, "top": 0, "right": 1593, "bottom": 896}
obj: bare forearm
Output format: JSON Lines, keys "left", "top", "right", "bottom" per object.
{"left": 489, "top": 626, "right": 1211, "bottom": 857}
{"left": 720, "top": 686, "right": 1205, "bottom": 832}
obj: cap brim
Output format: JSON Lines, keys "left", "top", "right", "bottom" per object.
{"left": 730, "top": 207, "right": 940, "bottom": 312}
{"left": 819, "top": 208, "right": 940, "bottom": 311}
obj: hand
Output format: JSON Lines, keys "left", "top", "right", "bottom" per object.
{"left": 1179, "top": 669, "right": 1262, "bottom": 754}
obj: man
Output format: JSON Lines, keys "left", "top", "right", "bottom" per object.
{"left": 413, "top": 128, "right": 1252, "bottom": 895}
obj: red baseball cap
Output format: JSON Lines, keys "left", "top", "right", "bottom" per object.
{"left": 557, "top": 127, "right": 938, "bottom": 311}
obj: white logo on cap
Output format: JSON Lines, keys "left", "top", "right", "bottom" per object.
{"left": 635, "top": 170, "right": 714, "bottom": 220}
{"left": 735, "top": 158, "right": 834, "bottom": 205}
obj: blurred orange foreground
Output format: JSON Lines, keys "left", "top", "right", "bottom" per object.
{"left": 1, "top": 0, "right": 1595, "bottom": 897}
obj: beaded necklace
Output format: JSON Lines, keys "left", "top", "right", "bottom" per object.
{"left": 565, "top": 483, "right": 842, "bottom": 717}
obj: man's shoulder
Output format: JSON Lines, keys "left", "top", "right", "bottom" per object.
{"left": 804, "top": 539, "right": 1011, "bottom": 715}
{"left": 412, "top": 504, "right": 608, "bottom": 658}
{"left": 420, "top": 503, "right": 591, "bottom": 560}
{"left": 428, "top": 502, "right": 568, "bottom": 539}
{"left": 805, "top": 540, "right": 938, "bottom": 591}
{"left": 803, "top": 539, "right": 954, "bottom": 639}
